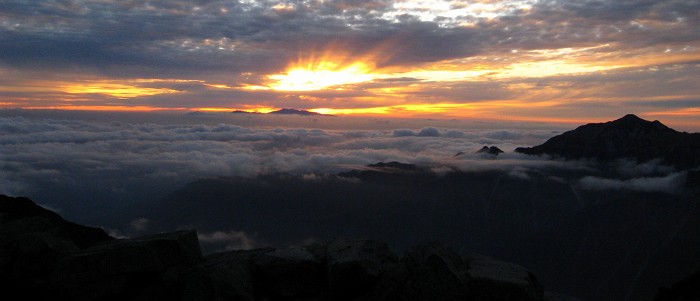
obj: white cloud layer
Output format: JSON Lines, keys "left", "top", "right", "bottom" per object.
{"left": 1, "top": 112, "right": 687, "bottom": 234}
{"left": 0, "top": 114, "right": 560, "bottom": 198}
{"left": 578, "top": 172, "right": 687, "bottom": 194}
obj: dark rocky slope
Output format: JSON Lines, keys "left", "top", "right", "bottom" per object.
{"left": 515, "top": 114, "right": 700, "bottom": 169}
{"left": 1, "top": 194, "right": 548, "bottom": 301}
{"left": 654, "top": 269, "right": 700, "bottom": 301}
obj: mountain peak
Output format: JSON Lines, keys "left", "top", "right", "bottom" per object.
{"left": 515, "top": 115, "right": 700, "bottom": 169}
{"left": 476, "top": 146, "right": 504, "bottom": 156}
{"left": 607, "top": 114, "right": 669, "bottom": 131}
{"left": 618, "top": 113, "right": 643, "bottom": 121}
{"left": 269, "top": 108, "right": 322, "bottom": 116}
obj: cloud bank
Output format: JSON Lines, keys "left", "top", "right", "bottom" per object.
{"left": 0, "top": 111, "right": 688, "bottom": 239}
{"left": 578, "top": 172, "right": 687, "bottom": 194}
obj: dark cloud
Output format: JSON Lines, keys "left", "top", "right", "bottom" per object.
{"left": 2, "top": 0, "right": 695, "bottom": 76}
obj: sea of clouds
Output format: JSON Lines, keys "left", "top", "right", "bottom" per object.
{"left": 0, "top": 111, "right": 688, "bottom": 243}
{"left": 0, "top": 112, "right": 559, "bottom": 197}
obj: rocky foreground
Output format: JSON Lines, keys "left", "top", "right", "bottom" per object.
{"left": 1, "top": 194, "right": 550, "bottom": 300}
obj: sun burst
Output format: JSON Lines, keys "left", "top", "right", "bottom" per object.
{"left": 269, "top": 61, "right": 375, "bottom": 91}
{"left": 266, "top": 43, "right": 392, "bottom": 92}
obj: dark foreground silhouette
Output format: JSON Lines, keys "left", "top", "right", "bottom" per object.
{"left": 1, "top": 194, "right": 551, "bottom": 301}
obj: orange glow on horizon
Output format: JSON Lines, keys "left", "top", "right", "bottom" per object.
{"left": 200, "top": 106, "right": 278, "bottom": 113}
{"left": 61, "top": 82, "right": 179, "bottom": 98}
{"left": 643, "top": 108, "right": 700, "bottom": 117}
{"left": 18, "top": 105, "right": 185, "bottom": 112}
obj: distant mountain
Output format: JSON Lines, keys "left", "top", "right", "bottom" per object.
{"left": 367, "top": 161, "right": 419, "bottom": 171}
{"left": 452, "top": 146, "right": 503, "bottom": 158}
{"left": 515, "top": 114, "right": 700, "bottom": 169}
{"left": 229, "top": 108, "right": 332, "bottom": 116}
{"left": 269, "top": 108, "right": 323, "bottom": 116}
{"left": 476, "top": 146, "right": 504, "bottom": 156}
{"left": 230, "top": 110, "right": 261, "bottom": 114}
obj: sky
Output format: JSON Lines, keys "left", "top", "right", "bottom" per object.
{"left": 1, "top": 0, "right": 699, "bottom": 130}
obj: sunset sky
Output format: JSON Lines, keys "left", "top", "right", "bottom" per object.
{"left": 1, "top": 0, "right": 699, "bottom": 129}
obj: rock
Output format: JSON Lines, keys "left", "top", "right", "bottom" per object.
{"left": 467, "top": 254, "right": 544, "bottom": 301}
{"left": 1, "top": 194, "right": 550, "bottom": 301}
{"left": 383, "top": 241, "right": 471, "bottom": 301}
{"left": 48, "top": 230, "right": 202, "bottom": 301}
{"left": 185, "top": 240, "right": 547, "bottom": 301}
{"left": 249, "top": 246, "right": 326, "bottom": 299}
{"left": 0, "top": 194, "right": 114, "bottom": 299}
{"left": 654, "top": 269, "right": 700, "bottom": 301}
{"left": 323, "top": 239, "right": 398, "bottom": 299}
{"left": 182, "top": 249, "right": 263, "bottom": 301}
{"left": 0, "top": 195, "right": 113, "bottom": 248}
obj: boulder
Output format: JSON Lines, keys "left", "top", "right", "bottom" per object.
{"left": 654, "top": 269, "right": 700, "bottom": 301}
{"left": 467, "top": 254, "right": 544, "bottom": 301}
{"left": 322, "top": 239, "right": 398, "bottom": 299}
{"left": 0, "top": 194, "right": 113, "bottom": 299}
{"left": 375, "top": 241, "right": 471, "bottom": 301}
{"left": 249, "top": 246, "right": 326, "bottom": 299}
{"left": 1, "top": 195, "right": 551, "bottom": 301}
{"left": 182, "top": 249, "right": 264, "bottom": 301}
{"left": 48, "top": 230, "right": 202, "bottom": 301}
{"left": 0, "top": 194, "right": 113, "bottom": 248}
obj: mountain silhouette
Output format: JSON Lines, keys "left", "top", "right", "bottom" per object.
{"left": 515, "top": 114, "right": 700, "bottom": 169}
{"left": 230, "top": 108, "right": 331, "bottom": 116}
{"left": 269, "top": 108, "right": 323, "bottom": 116}
{"left": 476, "top": 146, "right": 504, "bottom": 156}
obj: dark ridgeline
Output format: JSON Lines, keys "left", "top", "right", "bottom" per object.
{"left": 515, "top": 114, "right": 700, "bottom": 169}
{"left": 476, "top": 146, "right": 504, "bottom": 156}
{"left": 230, "top": 108, "right": 330, "bottom": 116}
{"left": 0, "top": 194, "right": 547, "bottom": 301}
{"left": 268, "top": 108, "right": 323, "bottom": 116}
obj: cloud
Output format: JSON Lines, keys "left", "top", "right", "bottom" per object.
{"left": 198, "top": 230, "right": 258, "bottom": 252}
{"left": 1, "top": 0, "right": 695, "bottom": 75}
{"left": 0, "top": 113, "right": 568, "bottom": 192}
{"left": 0, "top": 0, "right": 698, "bottom": 126}
{"left": 3, "top": 110, "right": 693, "bottom": 238}
{"left": 129, "top": 218, "right": 150, "bottom": 232}
{"left": 577, "top": 172, "right": 687, "bottom": 194}
{"left": 392, "top": 127, "right": 440, "bottom": 137}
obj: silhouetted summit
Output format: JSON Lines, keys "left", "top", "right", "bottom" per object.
{"left": 229, "top": 108, "right": 330, "bottom": 116}
{"left": 367, "top": 161, "right": 418, "bottom": 171}
{"left": 477, "top": 146, "right": 504, "bottom": 156}
{"left": 515, "top": 114, "right": 700, "bottom": 169}
{"left": 269, "top": 108, "right": 322, "bottom": 116}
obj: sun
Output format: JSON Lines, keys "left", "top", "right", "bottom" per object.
{"left": 268, "top": 60, "right": 375, "bottom": 91}
{"left": 264, "top": 43, "right": 391, "bottom": 92}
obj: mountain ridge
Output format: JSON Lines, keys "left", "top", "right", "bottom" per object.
{"left": 515, "top": 114, "right": 700, "bottom": 169}
{"left": 231, "top": 108, "right": 331, "bottom": 116}
{"left": 0, "top": 194, "right": 549, "bottom": 301}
